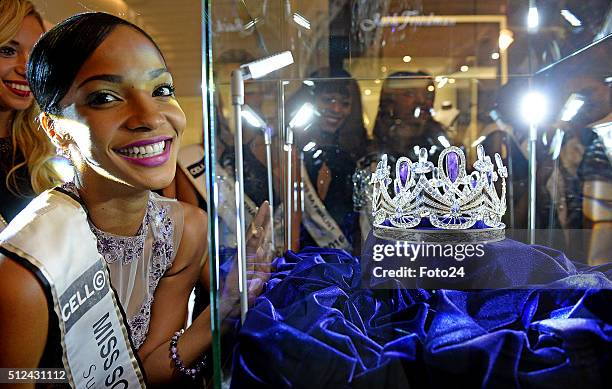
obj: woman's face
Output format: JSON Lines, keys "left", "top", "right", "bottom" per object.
{"left": 379, "top": 86, "right": 432, "bottom": 124}
{"left": 0, "top": 15, "right": 43, "bottom": 112}
{"left": 57, "top": 26, "right": 186, "bottom": 190}
{"left": 315, "top": 92, "right": 352, "bottom": 133}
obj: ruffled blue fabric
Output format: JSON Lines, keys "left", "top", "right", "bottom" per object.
{"left": 231, "top": 241, "right": 612, "bottom": 388}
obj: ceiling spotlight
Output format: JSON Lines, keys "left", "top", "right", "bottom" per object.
{"left": 498, "top": 29, "right": 514, "bottom": 51}
{"left": 374, "top": 79, "right": 381, "bottom": 84}
{"left": 403, "top": 55, "right": 412, "bottom": 63}
{"left": 240, "top": 51, "right": 294, "bottom": 79}
{"left": 364, "top": 89, "right": 372, "bottom": 96}
{"left": 243, "top": 17, "right": 262, "bottom": 32}
{"left": 303, "top": 141, "right": 316, "bottom": 152}
{"left": 460, "top": 65, "right": 469, "bottom": 72}
{"left": 292, "top": 12, "right": 311, "bottom": 30}
{"left": 491, "top": 52, "right": 500, "bottom": 60}
{"left": 437, "top": 135, "right": 451, "bottom": 148}
{"left": 560, "top": 9, "right": 582, "bottom": 27}
{"left": 427, "top": 85, "right": 435, "bottom": 92}
{"left": 527, "top": 7, "right": 539, "bottom": 31}
{"left": 448, "top": 78, "right": 456, "bottom": 84}
{"left": 303, "top": 80, "right": 314, "bottom": 86}
{"left": 381, "top": 66, "right": 388, "bottom": 73}
{"left": 471, "top": 136, "right": 486, "bottom": 148}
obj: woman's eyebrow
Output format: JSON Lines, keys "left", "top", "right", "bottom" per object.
{"left": 149, "top": 67, "right": 169, "bottom": 78}
{"left": 77, "top": 68, "right": 170, "bottom": 89}
{"left": 78, "top": 74, "right": 122, "bottom": 88}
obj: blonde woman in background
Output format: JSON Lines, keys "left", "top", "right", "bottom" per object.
{"left": 0, "top": 0, "right": 62, "bottom": 230}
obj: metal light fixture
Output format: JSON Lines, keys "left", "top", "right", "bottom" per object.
{"left": 284, "top": 102, "right": 315, "bottom": 250}
{"left": 521, "top": 91, "right": 547, "bottom": 242}
{"left": 241, "top": 105, "right": 277, "bottom": 251}
{"left": 231, "top": 51, "right": 294, "bottom": 322}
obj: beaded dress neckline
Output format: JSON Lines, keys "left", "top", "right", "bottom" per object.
{"left": 60, "top": 182, "right": 177, "bottom": 349}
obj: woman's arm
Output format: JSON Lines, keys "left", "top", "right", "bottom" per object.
{"left": 0, "top": 255, "right": 49, "bottom": 389}
{"left": 136, "top": 199, "right": 273, "bottom": 385}
{"left": 136, "top": 202, "right": 208, "bottom": 385}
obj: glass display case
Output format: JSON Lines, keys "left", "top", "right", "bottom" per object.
{"left": 24, "top": 1, "right": 610, "bottom": 387}
{"left": 203, "top": 1, "right": 611, "bottom": 388}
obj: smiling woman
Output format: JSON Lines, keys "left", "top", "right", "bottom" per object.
{"left": 0, "top": 0, "right": 62, "bottom": 230}
{"left": 0, "top": 11, "right": 271, "bottom": 388}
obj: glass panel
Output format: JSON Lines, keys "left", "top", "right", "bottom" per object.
{"left": 206, "top": 1, "right": 611, "bottom": 387}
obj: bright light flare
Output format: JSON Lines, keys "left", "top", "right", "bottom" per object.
{"left": 521, "top": 91, "right": 547, "bottom": 125}
{"left": 527, "top": 7, "right": 539, "bottom": 30}
{"left": 289, "top": 102, "right": 314, "bottom": 129}
{"left": 560, "top": 94, "right": 585, "bottom": 122}
{"left": 241, "top": 105, "right": 266, "bottom": 128}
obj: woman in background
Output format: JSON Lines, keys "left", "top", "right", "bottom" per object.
{"left": 371, "top": 71, "right": 447, "bottom": 162}
{"left": 293, "top": 68, "right": 368, "bottom": 252}
{"left": 0, "top": 0, "right": 62, "bottom": 230}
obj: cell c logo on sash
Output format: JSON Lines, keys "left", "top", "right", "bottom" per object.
{"left": 93, "top": 270, "right": 106, "bottom": 291}
{"left": 60, "top": 263, "right": 110, "bottom": 332}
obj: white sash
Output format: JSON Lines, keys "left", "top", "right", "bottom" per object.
{"left": 177, "top": 144, "right": 284, "bottom": 247}
{"left": 300, "top": 161, "right": 351, "bottom": 250}
{"left": 0, "top": 189, "right": 145, "bottom": 389}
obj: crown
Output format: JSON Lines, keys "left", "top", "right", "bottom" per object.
{"left": 370, "top": 144, "right": 507, "bottom": 243}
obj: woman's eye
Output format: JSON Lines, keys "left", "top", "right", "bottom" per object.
{"left": 0, "top": 46, "right": 16, "bottom": 57}
{"left": 87, "top": 92, "right": 119, "bottom": 106}
{"left": 153, "top": 84, "right": 175, "bottom": 97}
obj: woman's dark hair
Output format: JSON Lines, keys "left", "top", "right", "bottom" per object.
{"left": 27, "top": 12, "right": 165, "bottom": 115}
{"left": 372, "top": 71, "right": 434, "bottom": 144}
{"left": 290, "top": 67, "right": 367, "bottom": 162}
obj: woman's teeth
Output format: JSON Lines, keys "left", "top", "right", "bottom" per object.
{"left": 4, "top": 82, "right": 30, "bottom": 92}
{"left": 116, "top": 140, "right": 167, "bottom": 158}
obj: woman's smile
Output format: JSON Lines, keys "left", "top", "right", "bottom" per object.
{"left": 114, "top": 136, "right": 174, "bottom": 167}
{"left": 3, "top": 79, "right": 31, "bottom": 97}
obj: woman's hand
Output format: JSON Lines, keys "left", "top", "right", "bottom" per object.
{"left": 219, "top": 201, "right": 274, "bottom": 321}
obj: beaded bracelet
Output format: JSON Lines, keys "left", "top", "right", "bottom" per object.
{"left": 169, "top": 329, "right": 207, "bottom": 378}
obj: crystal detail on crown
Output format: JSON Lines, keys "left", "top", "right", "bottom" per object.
{"left": 370, "top": 144, "right": 507, "bottom": 230}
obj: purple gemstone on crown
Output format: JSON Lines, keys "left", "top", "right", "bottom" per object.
{"left": 446, "top": 151, "right": 459, "bottom": 183}
{"left": 399, "top": 161, "right": 409, "bottom": 186}
{"left": 487, "top": 171, "right": 492, "bottom": 185}
{"left": 394, "top": 182, "right": 401, "bottom": 194}
{"left": 470, "top": 175, "right": 478, "bottom": 188}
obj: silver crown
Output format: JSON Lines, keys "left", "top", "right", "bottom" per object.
{"left": 370, "top": 145, "right": 507, "bottom": 242}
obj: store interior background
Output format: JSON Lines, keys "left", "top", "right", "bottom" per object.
{"left": 28, "top": 0, "right": 611, "bottom": 262}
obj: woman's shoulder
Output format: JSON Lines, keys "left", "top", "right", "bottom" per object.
{"left": 163, "top": 200, "right": 208, "bottom": 277}
{"left": 0, "top": 254, "right": 49, "bottom": 367}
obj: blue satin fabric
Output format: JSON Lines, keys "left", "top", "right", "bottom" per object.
{"left": 231, "top": 241, "right": 612, "bottom": 388}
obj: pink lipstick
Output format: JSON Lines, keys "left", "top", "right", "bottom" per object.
{"left": 114, "top": 136, "right": 173, "bottom": 167}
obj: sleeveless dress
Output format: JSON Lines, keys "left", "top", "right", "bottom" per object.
{"left": 39, "top": 183, "right": 185, "bottom": 375}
